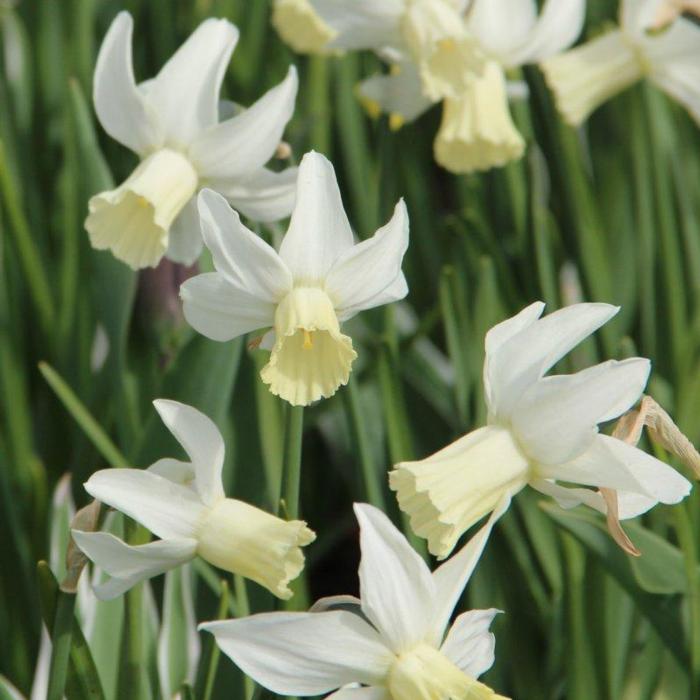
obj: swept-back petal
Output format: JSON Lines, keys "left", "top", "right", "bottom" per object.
{"left": 312, "top": 0, "right": 404, "bottom": 51}
{"left": 354, "top": 503, "right": 435, "bottom": 653}
{"left": 503, "top": 0, "right": 586, "bottom": 66}
{"left": 191, "top": 67, "right": 298, "bottom": 180}
{"left": 326, "top": 199, "right": 409, "bottom": 316}
{"left": 152, "top": 400, "right": 225, "bottom": 507}
{"left": 198, "top": 189, "right": 292, "bottom": 301}
{"left": 213, "top": 166, "right": 298, "bottom": 223}
{"left": 511, "top": 358, "right": 650, "bottom": 465}
{"left": 278, "top": 152, "right": 355, "bottom": 282}
{"left": 537, "top": 434, "right": 692, "bottom": 505}
{"left": 427, "top": 495, "right": 509, "bottom": 645}
{"left": 71, "top": 531, "right": 197, "bottom": 600}
{"left": 166, "top": 196, "right": 203, "bottom": 266}
{"left": 646, "top": 17, "right": 700, "bottom": 126}
{"left": 485, "top": 303, "right": 619, "bottom": 420}
{"left": 148, "top": 19, "right": 239, "bottom": 146}
{"left": 148, "top": 458, "right": 195, "bottom": 485}
{"left": 440, "top": 609, "right": 500, "bottom": 678}
{"left": 180, "top": 273, "right": 276, "bottom": 341}
{"left": 357, "top": 63, "right": 433, "bottom": 125}
{"left": 326, "top": 688, "right": 389, "bottom": 699}
{"left": 467, "top": 0, "right": 537, "bottom": 59}
{"left": 84, "top": 469, "right": 206, "bottom": 540}
{"left": 530, "top": 478, "right": 606, "bottom": 512}
{"left": 93, "top": 11, "right": 162, "bottom": 155}
{"left": 200, "top": 610, "right": 393, "bottom": 694}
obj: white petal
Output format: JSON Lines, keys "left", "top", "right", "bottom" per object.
{"left": 485, "top": 302, "right": 619, "bottom": 420}
{"left": 84, "top": 469, "right": 206, "bottom": 540}
{"left": 166, "top": 196, "right": 203, "bottom": 266}
{"left": 484, "top": 301, "right": 545, "bottom": 357}
{"left": 312, "top": 0, "right": 404, "bottom": 51}
{"left": 511, "top": 358, "right": 650, "bottom": 465}
{"left": 200, "top": 611, "right": 393, "bottom": 694}
{"left": 278, "top": 151, "right": 355, "bottom": 281}
{"left": 180, "top": 272, "right": 276, "bottom": 341}
{"left": 467, "top": 0, "right": 537, "bottom": 59}
{"left": 504, "top": 0, "right": 586, "bottom": 66}
{"left": 191, "top": 67, "right": 298, "bottom": 180}
{"left": 357, "top": 63, "right": 433, "bottom": 124}
{"left": 197, "top": 188, "right": 292, "bottom": 301}
{"left": 148, "top": 458, "right": 195, "bottom": 485}
{"left": 326, "top": 199, "right": 409, "bottom": 315}
{"left": 647, "top": 18, "right": 700, "bottom": 126}
{"left": 71, "top": 531, "right": 197, "bottom": 600}
{"left": 427, "top": 495, "right": 509, "bottom": 646}
{"left": 336, "top": 273, "right": 408, "bottom": 323}
{"left": 538, "top": 434, "right": 692, "bottom": 505}
{"left": 440, "top": 609, "right": 500, "bottom": 679}
{"left": 213, "top": 167, "right": 298, "bottom": 223}
{"left": 148, "top": 19, "right": 239, "bottom": 146}
{"left": 327, "top": 688, "right": 389, "bottom": 700}
{"left": 93, "top": 11, "right": 162, "bottom": 155}
{"left": 354, "top": 503, "right": 435, "bottom": 653}
{"left": 152, "top": 400, "right": 225, "bottom": 507}
{"left": 530, "top": 478, "right": 606, "bottom": 512}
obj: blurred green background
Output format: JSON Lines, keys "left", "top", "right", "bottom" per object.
{"left": 1, "top": 1, "right": 700, "bottom": 698}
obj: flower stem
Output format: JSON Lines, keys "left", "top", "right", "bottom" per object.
{"left": 281, "top": 404, "right": 304, "bottom": 520}
{"left": 195, "top": 579, "right": 229, "bottom": 700}
{"left": 673, "top": 502, "right": 700, "bottom": 697}
{"left": 343, "top": 378, "right": 385, "bottom": 509}
{"left": 45, "top": 590, "right": 75, "bottom": 700}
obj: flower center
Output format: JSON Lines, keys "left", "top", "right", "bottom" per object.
{"left": 387, "top": 643, "right": 500, "bottom": 700}
{"left": 260, "top": 287, "right": 357, "bottom": 406}
{"left": 85, "top": 148, "right": 198, "bottom": 269}
{"left": 401, "top": 0, "right": 484, "bottom": 101}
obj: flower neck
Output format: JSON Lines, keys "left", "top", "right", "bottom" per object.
{"left": 387, "top": 643, "right": 500, "bottom": 700}
{"left": 85, "top": 148, "right": 199, "bottom": 269}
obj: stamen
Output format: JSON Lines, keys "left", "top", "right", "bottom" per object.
{"left": 303, "top": 330, "right": 313, "bottom": 349}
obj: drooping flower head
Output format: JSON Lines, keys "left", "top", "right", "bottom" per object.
{"left": 541, "top": 0, "right": 700, "bottom": 127}
{"left": 86, "top": 11, "right": 299, "bottom": 269}
{"left": 201, "top": 502, "right": 511, "bottom": 699}
{"left": 73, "top": 400, "right": 315, "bottom": 600}
{"left": 390, "top": 302, "right": 692, "bottom": 558}
{"left": 181, "top": 151, "right": 410, "bottom": 406}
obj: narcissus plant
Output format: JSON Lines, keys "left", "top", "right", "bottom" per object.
{"left": 390, "top": 302, "right": 692, "bottom": 558}
{"left": 85, "top": 11, "right": 298, "bottom": 269}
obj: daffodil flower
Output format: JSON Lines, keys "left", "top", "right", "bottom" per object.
{"left": 390, "top": 302, "right": 692, "bottom": 558}
{"left": 201, "top": 502, "right": 510, "bottom": 700}
{"left": 72, "top": 400, "right": 315, "bottom": 600}
{"left": 85, "top": 12, "right": 299, "bottom": 270}
{"left": 180, "top": 151, "right": 409, "bottom": 406}
{"left": 431, "top": 0, "right": 585, "bottom": 173}
{"left": 540, "top": 0, "right": 700, "bottom": 127}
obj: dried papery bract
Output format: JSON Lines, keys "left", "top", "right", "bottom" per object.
{"left": 62, "top": 498, "right": 101, "bottom": 593}
{"left": 652, "top": 0, "right": 700, "bottom": 28}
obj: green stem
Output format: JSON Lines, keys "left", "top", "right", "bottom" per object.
{"left": 281, "top": 404, "right": 304, "bottom": 520}
{"left": 234, "top": 576, "right": 255, "bottom": 700}
{"left": 0, "top": 140, "right": 54, "bottom": 335}
{"left": 46, "top": 591, "right": 75, "bottom": 700}
{"left": 674, "top": 503, "right": 700, "bottom": 697}
{"left": 343, "top": 377, "right": 385, "bottom": 508}
{"left": 39, "top": 361, "right": 128, "bottom": 467}
{"left": 196, "top": 579, "right": 230, "bottom": 700}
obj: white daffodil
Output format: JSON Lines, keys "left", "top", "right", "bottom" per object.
{"left": 201, "top": 502, "right": 511, "bottom": 700}
{"left": 72, "top": 400, "right": 315, "bottom": 600}
{"left": 85, "top": 11, "right": 299, "bottom": 270}
{"left": 180, "top": 151, "right": 409, "bottom": 407}
{"left": 540, "top": 0, "right": 700, "bottom": 127}
{"left": 390, "top": 302, "right": 692, "bottom": 559}
{"left": 431, "top": 0, "right": 586, "bottom": 173}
